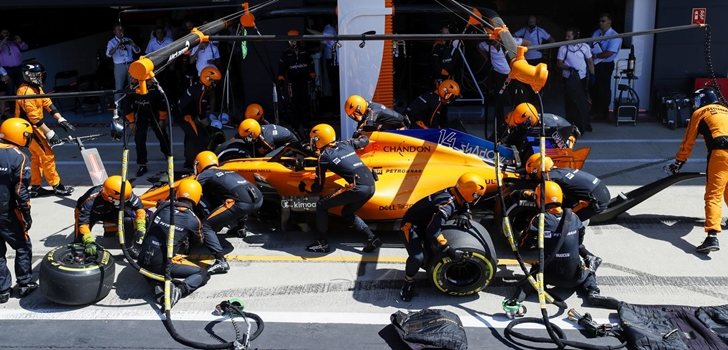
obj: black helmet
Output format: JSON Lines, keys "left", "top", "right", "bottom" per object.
{"left": 21, "top": 61, "right": 46, "bottom": 86}
{"left": 693, "top": 87, "right": 720, "bottom": 110}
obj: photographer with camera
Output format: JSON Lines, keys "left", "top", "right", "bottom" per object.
{"left": 557, "top": 27, "right": 595, "bottom": 133}
{"left": 106, "top": 24, "right": 140, "bottom": 103}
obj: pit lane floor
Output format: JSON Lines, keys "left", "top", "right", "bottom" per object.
{"left": 1, "top": 120, "right": 725, "bottom": 349}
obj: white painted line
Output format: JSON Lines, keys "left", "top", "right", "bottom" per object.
{"left": 0, "top": 309, "right": 599, "bottom": 330}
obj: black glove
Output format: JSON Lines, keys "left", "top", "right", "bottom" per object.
{"left": 453, "top": 213, "right": 472, "bottom": 230}
{"left": 310, "top": 182, "right": 322, "bottom": 193}
{"left": 442, "top": 245, "right": 465, "bottom": 262}
{"left": 48, "top": 133, "right": 62, "bottom": 146}
{"left": 298, "top": 181, "right": 310, "bottom": 193}
{"left": 22, "top": 211, "right": 32, "bottom": 231}
{"left": 667, "top": 160, "right": 684, "bottom": 174}
{"left": 59, "top": 121, "right": 75, "bottom": 132}
{"left": 128, "top": 243, "right": 141, "bottom": 260}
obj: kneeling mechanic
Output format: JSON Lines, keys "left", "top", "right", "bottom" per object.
{"left": 195, "top": 151, "right": 263, "bottom": 272}
{"left": 137, "top": 178, "right": 211, "bottom": 306}
{"left": 400, "top": 172, "right": 486, "bottom": 301}
{"left": 510, "top": 181, "right": 619, "bottom": 309}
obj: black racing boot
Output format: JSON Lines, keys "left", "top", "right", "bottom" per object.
{"left": 363, "top": 237, "right": 383, "bottom": 253}
{"left": 136, "top": 165, "right": 148, "bottom": 177}
{"left": 30, "top": 185, "right": 54, "bottom": 198}
{"left": 53, "top": 183, "right": 74, "bottom": 196}
{"left": 155, "top": 284, "right": 182, "bottom": 308}
{"left": 585, "top": 255, "right": 603, "bottom": 274}
{"left": 586, "top": 290, "right": 620, "bottom": 310}
{"left": 400, "top": 279, "right": 416, "bottom": 302}
{"left": 306, "top": 239, "right": 330, "bottom": 253}
{"left": 697, "top": 234, "right": 720, "bottom": 253}
{"left": 17, "top": 282, "right": 38, "bottom": 298}
{"left": 207, "top": 258, "right": 230, "bottom": 275}
{"left": 0, "top": 289, "right": 9, "bottom": 304}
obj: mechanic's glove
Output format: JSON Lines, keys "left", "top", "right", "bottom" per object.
{"left": 128, "top": 243, "right": 141, "bottom": 260}
{"left": 21, "top": 210, "right": 32, "bottom": 232}
{"left": 59, "top": 121, "right": 75, "bottom": 132}
{"left": 453, "top": 213, "right": 472, "bottom": 230}
{"left": 82, "top": 234, "right": 97, "bottom": 256}
{"left": 667, "top": 160, "right": 685, "bottom": 174}
{"left": 442, "top": 245, "right": 465, "bottom": 262}
{"left": 47, "top": 131, "right": 62, "bottom": 146}
{"left": 134, "top": 230, "right": 146, "bottom": 245}
{"left": 298, "top": 181, "right": 310, "bottom": 193}
{"left": 310, "top": 182, "right": 322, "bottom": 194}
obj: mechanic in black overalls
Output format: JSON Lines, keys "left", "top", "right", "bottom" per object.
{"left": 277, "top": 29, "right": 315, "bottom": 132}
{"left": 195, "top": 151, "right": 263, "bottom": 270}
{"left": 177, "top": 66, "right": 221, "bottom": 169}
{"left": 0, "top": 118, "right": 35, "bottom": 303}
{"left": 405, "top": 80, "right": 460, "bottom": 129}
{"left": 511, "top": 181, "right": 619, "bottom": 309}
{"left": 525, "top": 153, "right": 610, "bottom": 223}
{"left": 121, "top": 80, "right": 170, "bottom": 177}
{"left": 299, "top": 124, "right": 381, "bottom": 254}
{"left": 399, "top": 172, "right": 486, "bottom": 302}
{"left": 343, "top": 95, "right": 409, "bottom": 136}
{"left": 237, "top": 119, "right": 299, "bottom": 157}
{"left": 137, "top": 178, "right": 210, "bottom": 307}
{"left": 501, "top": 104, "right": 580, "bottom": 160}
{"left": 74, "top": 175, "right": 147, "bottom": 256}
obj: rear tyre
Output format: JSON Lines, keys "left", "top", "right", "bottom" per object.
{"left": 429, "top": 221, "right": 497, "bottom": 296}
{"left": 40, "top": 244, "right": 115, "bottom": 306}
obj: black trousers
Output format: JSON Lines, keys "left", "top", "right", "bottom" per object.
{"left": 284, "top": 82, "right": 312, "bottom": 130}
{"left": 74, "top": 212, "right": 136, "bottom": 248}
{"left": 401, "top": 223, "right": 436, "bottom": 278}
{"left": 591, "top": 62, "right": 614, "bottom": 120}
{"left": 202, "top": 198, "right": 263, "bottom": 251}
{"left": 140, "top": 248, "right": 210, "bottom": 296}
{"left": 564, "top": 75, "right": 591, "bottom": 132}
{"left": 135, "top": 111, "right": 170, "bottom": 166}
{"left": 178, "top": 115, "right": 209, "bottom": 169}
{"left": 0, "top": 213, "right": 32, "bottom": 292}
{"left": 316, "top": 184, "right": 376, "bottom": 241}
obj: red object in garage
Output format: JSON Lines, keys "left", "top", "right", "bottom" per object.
{"left": 695, "top": 78, "right": 728, "bottom": 97}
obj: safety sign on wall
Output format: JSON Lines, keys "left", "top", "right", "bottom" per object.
{"left": 692, "top": 8, "right": 706, "bottom": 25}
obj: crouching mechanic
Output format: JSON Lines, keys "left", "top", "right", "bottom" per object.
{"left": 400, "top": 173, "right": 486, "bottom": 301}
{"left": 238, "top": 119, "right": 298, "bottom": 157}
{"left": 343, "top": 95, "right": 409, "bottom": 135}
{"left": 74, "top": 175, "right": 146, "bottom": 256}
{"left": 525, "top": 154, "right": 609, "bottom": 223}
{"left": 195, "top": 151, "right": 263, "bottom": 272}
{"left": 510, "top": 181, "right": 619, "bottom": 309}
{"left": 0, "top": 118, "right": 36, "bottom": 303}
{"left": 300, "top": 124, "right": 382, "bottom": 253}
{"left": 137, "top": 178, "right": 210, "bottom": 306}
{"left": 668, "top": 87, "right": 727, "bottom": 253}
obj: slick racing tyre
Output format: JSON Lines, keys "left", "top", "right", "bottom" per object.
{"left": 429, "top": 221, "right": 497, "bottom": 296}
{"left": 40, "top": 244, "right": 115, "bottom": 305}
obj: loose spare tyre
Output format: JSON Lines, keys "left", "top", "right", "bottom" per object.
{"left": 40, "top": 244, "right": 115, "bottom": 305}
{"left": 429, "top": 220, "right": 497, "bottom": 296}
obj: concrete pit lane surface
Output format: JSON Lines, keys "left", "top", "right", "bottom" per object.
{"left": 1, "top": 122, "right": 726, "bottom": 349}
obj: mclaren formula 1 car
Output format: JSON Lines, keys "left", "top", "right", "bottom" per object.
{"left": 139, "top": 128, "right": 591, "bottom": 297}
